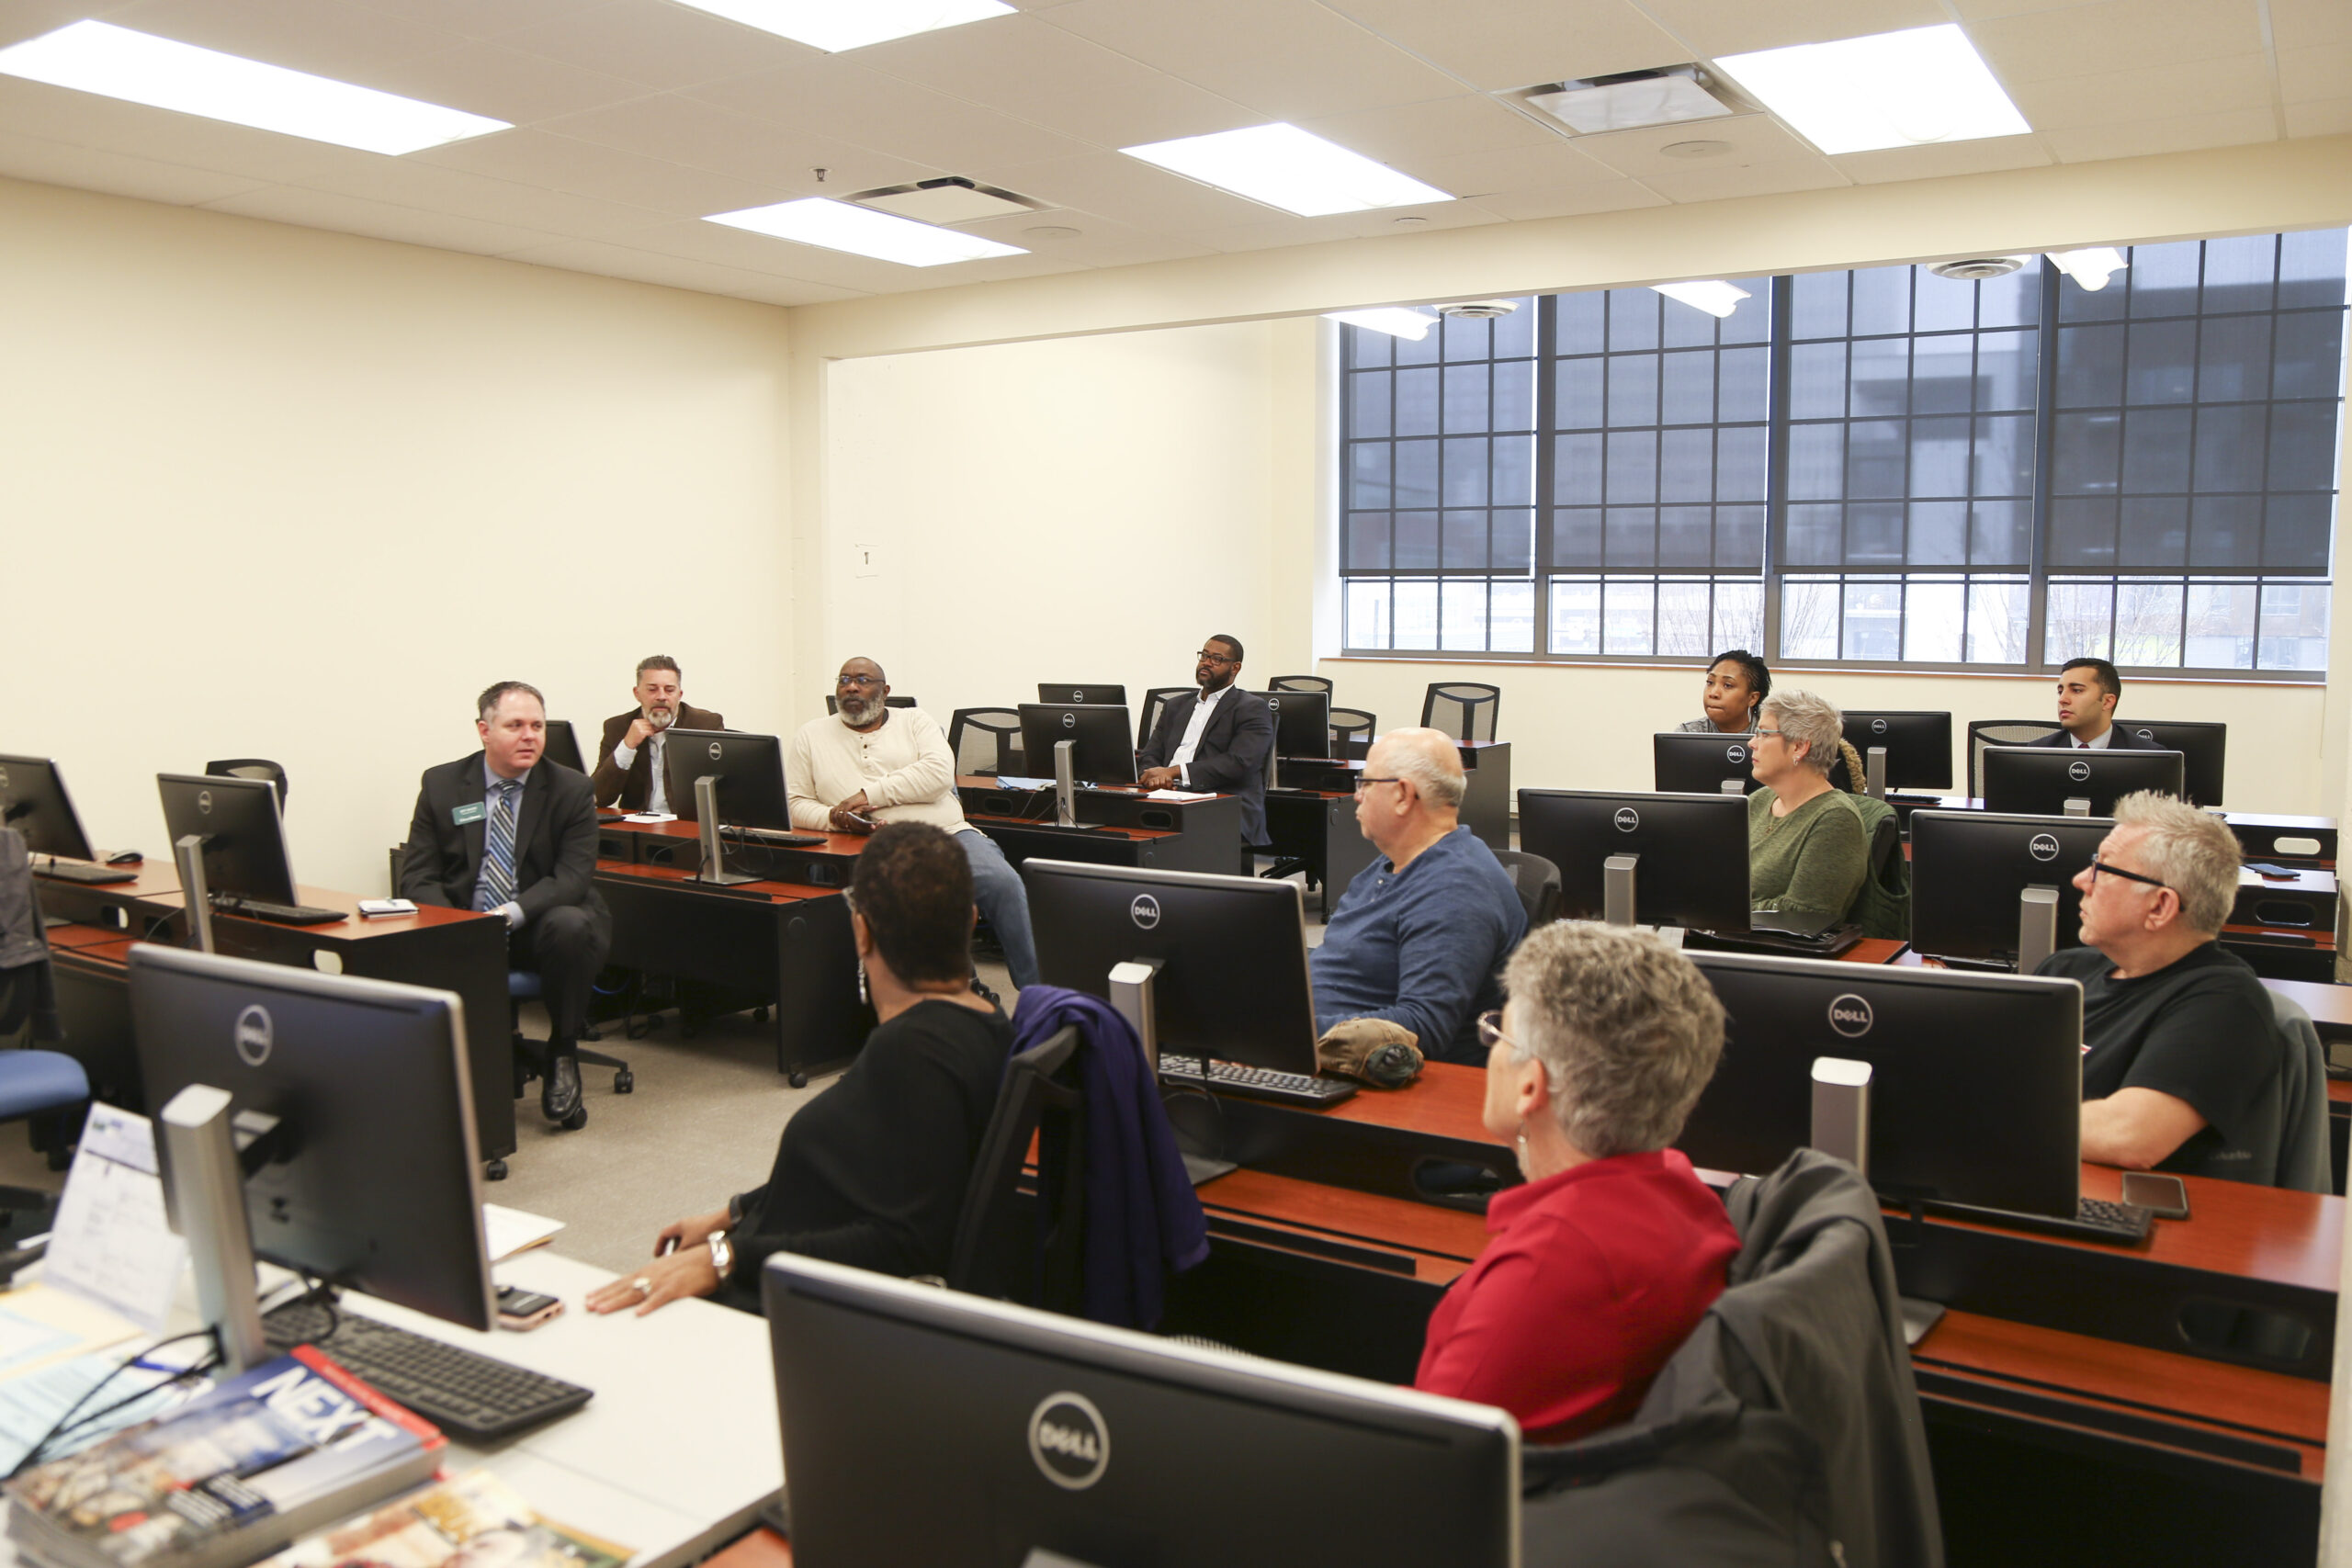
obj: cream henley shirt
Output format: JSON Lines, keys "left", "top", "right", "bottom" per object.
{"left": 786, "top": 707, "right": 975, "bottom": 837}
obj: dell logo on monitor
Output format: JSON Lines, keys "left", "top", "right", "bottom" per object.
{"left": 1613, "top": 807, "right": 1640, "bottom": 832}
{"left": 2068, "top": 760, "right": 2091, "bottom": 782}
{"left": 0, "top": 767, "right": 9, "bottom": 790}
{"left": 708, "top": 741, "right": 724, "bottom": 761}
{"left": 1726, "top": 745, "right": 1747, "bottom": 765}
{"left": 1130, "top": 895, "right": 1160, "bottom": 930}
{"left": 1827, "top": 994, "right": 1873, "bottom": 1038}
{"left": 1871, "top": 718, "right": 1888, "bottom": 735}
{"left": 2136, "top": 728, "right": 2154, "bottom": 741}
{"left": 233, "top": 1004, "right": 274, "bottom": 1066}
{"left": 2030, "top": 833, "right": 2061, "bottom": 862}
{"left": 1070, "top": 689, "right": 1085, "bottom": 702}
{"left": 1029, "top": 1393, "right": 1109, "bottom": 1491}
{"left": 1062, "top": 712, "right": 1077, "bottom": 730}
{"left": 1268, "top": 696, "right": 1281, "bottom": 711}
{"left": 197, "top": 789, "right": 214, "bottom": 815}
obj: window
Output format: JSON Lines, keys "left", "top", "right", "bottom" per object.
{"left": 1337, "top": 230, "right": 2348, "bottom": 676}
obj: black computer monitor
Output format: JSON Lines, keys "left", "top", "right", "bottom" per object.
{"left": 1018, "top": 705, "right": 1138, "bottom": 786}
{"left": 1263, "top": 689, "right": 1333, "bottom": 759}
{"left": 128, "top": 945, "right": 493, "bottom": 1332}
{"left": 1038, "top": 683, "right": 1126, "bottom": 707}
{"left": 1518, "top": 789, "right": 1749, "bottom": 934}
{"left": 1652, "top": 731, "right": 1758, "bottom": 795}
{"left": 157, "top": 773, "right": 300, "bottom": 906}
{"left": 541, "top": 719, "right": 586, "bottom": 775}
{"left": 765, "top": 1251, "right": 1519, "bottom": 1568}
{"left": 2115, "top": 720, "right": 2226, "bottom": 807}
{"left": 1679, "top": 953, "right": 2083, "bottom": 1219}
{"left": 662, "top": 728, "right": 792, "bottom": 829}
{"left": 1023, "top": 860, "right": 1316, "bottom": 1073}
{"left": 1980, "top": 745, "right": 2186, "bottom": 817}
{"left": 1838, "top": 711, "right": 1953, "bottom": 792}
{"left": 0, "top": 753, "right": 97, "bottom": 862}
{"left": 1909, "top": 809, "right": 2110, "bottom": 968}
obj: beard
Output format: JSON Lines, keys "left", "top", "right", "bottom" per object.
{"left": 644, "top": 706, "right": 675, "bottom": 731}
{"left": 837, "top": 692, "right": 878, "bottom": 725}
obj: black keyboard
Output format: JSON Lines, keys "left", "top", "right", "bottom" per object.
{"left": 1927, "top": 1195, "right": 2154, "bottom": 1245}
{"left": 264, "top": 1301, "right": 593, "bottom": 1440}
{"left": 1159, "top": 1055, "right": 1356, "bottom": 1107}
{"left": 32, "top": 860, "right": 135, "bottom": 886}
{"left": 211, "top": 894, "right": 346, "bottom": 925}
{"left": 730, "top": 828, "right": 828, "bottom": 848}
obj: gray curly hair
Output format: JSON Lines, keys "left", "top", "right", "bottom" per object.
{"left": 2111, "top": 791, "right": 2241, "bottom": 935}
{"left": 1501, "top": 922, "right": 1726, "bottom": 1159}
{"left": 1762, "top": 689, "right": 1843, "bottom": 778}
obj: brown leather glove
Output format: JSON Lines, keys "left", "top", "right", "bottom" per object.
{"left": 1315, "top": 1017, "right": 1424, "bottom": 1088}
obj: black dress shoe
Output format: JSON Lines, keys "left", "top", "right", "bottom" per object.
{"left": 542, "top": 1053, "right": 585, "bottom": 1129}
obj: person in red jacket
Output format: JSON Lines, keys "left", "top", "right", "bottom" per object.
{"left": 1416, "top": 921, "right": 1739, "bottom": 1444}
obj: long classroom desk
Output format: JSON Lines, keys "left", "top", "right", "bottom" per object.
{"left": 955, "top": 777, "right": 1246, "bottom": 874}
{"left": 1262, "top": 781, "right": 1375, "bottom": 919}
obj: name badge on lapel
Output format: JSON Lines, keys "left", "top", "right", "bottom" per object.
{"left": 452, "top": 802, "right": 488, "bottom": 825}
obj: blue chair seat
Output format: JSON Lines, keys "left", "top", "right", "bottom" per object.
{"left": 508, "top": 971, "right": 544, "bottom": 1001}
{"left": 0, "top": 1052, "right": 89, "bottom": 1122}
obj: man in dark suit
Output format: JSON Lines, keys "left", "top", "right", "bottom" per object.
{"left": 402, "top": 681, "right": 613, "bottom": 1130}
{"left": 590, "top": 656, "right": 726, "bottom": 817}
{"left": 1136, "top": 634, "right": 1275, "bottom": 849}
{"left": 2031, "top": 658, "right": 2166, "bottom": 750}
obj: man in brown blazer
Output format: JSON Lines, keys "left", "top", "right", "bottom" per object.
{"left": 590, "top": 656, "right": 727, "bottom": 817}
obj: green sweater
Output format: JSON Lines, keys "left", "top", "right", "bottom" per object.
{"left": 1747, "top": 787, "right": 1868, "bottom": 922}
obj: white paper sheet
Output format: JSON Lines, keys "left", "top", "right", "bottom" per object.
{"left": 44, "top": 1105, "right": 187, "bottom": 1333}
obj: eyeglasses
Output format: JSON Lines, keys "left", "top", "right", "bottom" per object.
{"left": 1476, "top": 1010, "right": 1520, "bottom": 1053}
{"left": 836, "top": 674, "right": 882, "bottom": 688}
{"left": 2087, "top": 855, "right": 2169, "bottom": 893}
{"left": 1194, "top": 649, "right": 1239, "bottom": 665}
{"left": 1751, "top": 728, "right": 1787, "bottom": 739}
{"left": 1352, "top": 775, "right": 1404, "bottom": 795}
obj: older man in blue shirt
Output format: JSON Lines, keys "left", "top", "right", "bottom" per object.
{"left": 1311, "top": 728, "right": 1528, "bottom": 1064}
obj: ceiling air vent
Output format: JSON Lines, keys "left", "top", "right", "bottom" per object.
{"left": 849, "top": 176, "right": 1044, "bottom": 224}
{"left": 1436, "top": 299, "right": 1520, "bottom": 320}
{"left": 1929, "top": 256, "right": 2027, "bottom": 281}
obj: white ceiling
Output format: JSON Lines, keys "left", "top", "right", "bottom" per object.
{"left": 0, "top": 0, "right": 2341, "bottom": 307}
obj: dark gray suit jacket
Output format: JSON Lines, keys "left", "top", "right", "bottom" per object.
{"left": 401, "top": 752, "right": 610, "bottom": 935}
{"left": 2028, "top": 723, "right": 2166, "bottom": 750}
{"left": 1136, "top": 685, "right": 1275, "bottom": 845}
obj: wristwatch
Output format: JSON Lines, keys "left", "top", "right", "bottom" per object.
{"left": 707, "top": 1229, "right": 734, "bottom": 1280}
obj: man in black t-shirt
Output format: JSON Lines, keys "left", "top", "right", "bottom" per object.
{"left": 2033, "top": 791, "right": 2283, "bottom": 1184}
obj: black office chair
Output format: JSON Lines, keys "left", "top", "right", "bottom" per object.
{"left": 1269, "top": 675, "right": 1333, "bottom": 696}
{"left": 206, "top": 758, "right": 288, "bottom": 803}
{"left": 825, "top": 694, "right": 918, "bottom": 716}
{"left": 1491, "top": 850, "right": 1562, "bottom": 929}
{"left": 946, "top": 1025, "right": 1083, "bottom": 1314}
{"left": 1329, "top": 707, "right": 1376, "bottom": 755}
{"left": 947, "top": 708, "right": 1027, "bottom": 777}
{"left": 1965, "top": 719, "right": 2060, "bottom": 797}
{"left": 1136, "top": 687, "right": 1193, "bottom": 750}
{"left": 1421, "top": 682, "right": 1499, "bottom": 744}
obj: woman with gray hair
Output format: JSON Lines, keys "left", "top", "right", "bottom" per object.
{"left": 1746, "top": 688, "right": 1868, "bottom": 927}
{"left": 1414, "top": 922, "right": 1738, "bottom": 1443}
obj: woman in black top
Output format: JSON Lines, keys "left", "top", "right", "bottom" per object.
{"left": 587, "top": 822, "right": 1012, "bottom": 1316}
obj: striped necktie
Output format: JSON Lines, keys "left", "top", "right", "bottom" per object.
{"left": 476, "top": 779, "right": 521, "bottom": 911}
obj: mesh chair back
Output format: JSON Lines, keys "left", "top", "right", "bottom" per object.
{"left": 825, "top": 694, "right": 918, "bottom": 715}
{"left": 1421, "top": 682, "right": 1500, "bottom": 744}
{"left": 1492, "top": 849, "right": 1562, "bottom": 928}
{"left": 1269, "top": 675, "right": 1333, "bottom": 696}
{"left": 948, "top": 1025, "right": 1084, "bottom": 1311}
{"left": 1136, "top": 687, "right": 1193, "bottom": 750}
{"left": 948, "top": 709, "right": 1026, "bottom": 777}
{"left": 205, "top": 759, "right": 288, "bottom": 804}
{"left": 1965, "top": 720, "right": 2060, "bottom": 797}
{"left": 1329, "top": 707, "right": 1377, "bottom": 753}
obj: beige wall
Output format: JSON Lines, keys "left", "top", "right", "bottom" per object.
{"left": 1, "top": 176, "right": 796, "bottom": 896}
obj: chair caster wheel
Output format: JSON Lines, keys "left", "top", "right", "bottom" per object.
{"left": 788, "top": 1069, "right": 808, "bottom": 1089}
{"left": 560, "top": 1107, "right": 587, "bottom": 1132}
{"left": 615, "top": 1070, "right": 634, "bottom": 1094}
{"left": 485, "top": 1159, "right": 508, "bottom": 1181}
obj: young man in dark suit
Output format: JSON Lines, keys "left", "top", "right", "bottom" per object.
{"left": 1136, "top": 634, "right": 1275, "bottom": 851}
{"left": 590, "top": 655, "right": 727, "bottom": 816}
{"left": 2031, "top": 657, "right": 2166, "bottom": 750}
{"left": 401, "top": 681, "right": 613, "bottom": 1130}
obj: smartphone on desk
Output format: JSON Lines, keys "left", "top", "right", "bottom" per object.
{"left": 2120, "top": 1171, "right": 2191, "bottom": 1221}
{"left": 496, "top": 1283, "right": 563, "bottom": 1331}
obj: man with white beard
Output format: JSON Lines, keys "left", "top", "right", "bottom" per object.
{"left": 787, "top": 656, "right": 1038, "bottom": 991}
{"left": 591, "top": 655, "right": 727, "bottom": 818}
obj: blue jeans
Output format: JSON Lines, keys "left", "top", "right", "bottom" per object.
{"left": 959, "top": 829, "right": 1039, "bottom": 989}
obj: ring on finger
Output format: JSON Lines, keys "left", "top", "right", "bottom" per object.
{"left": 632, "top": 1275, "right": 652, "bottom": 1298}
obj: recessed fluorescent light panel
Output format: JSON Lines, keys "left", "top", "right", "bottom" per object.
{"left": 1122, "top": 123, "right": 1452, "bottom": 218}
{"left": 2049, "top": 247, "right": 2129, "bottom": 291}
{"left": 1325, "top": 308, "right": 1440, "bottom": 341}
{"left": 673, "top": 0, "right": 1013, "bottom": 53}
{"left": 1713, "top": 24, "right": 2030, "bottom": 155}
{"left": 1525, "top": 67, "right": 1736, "bottom": 136}
{"left": 0, "top": 20, "right": 509, "bottom": 154}
{"left": 1652, "top": 280, "right": 1752, "bottom": 318}
{"left": 706, "top": 197, "right": 1027, "bottom": 266}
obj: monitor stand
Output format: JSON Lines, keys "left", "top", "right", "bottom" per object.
{"left": 690, "top": 775, "right": 758, "bottom": 886}
{"left": 173, "top": 834, "right": 217, "bottom": 954}
{"left": 2064, "top": 795, "right": 2093, "bottom": 817}
{"left": 1053, "top": 740, "right": 1078, "bottom": 829}
{"left": 1808, "top": 1056, "right": 1871, "bottom": 1175}
{"left": 1602, "top": 852, "right": 1639, "bottom": 926}
{"left": 1720, "top": 779, "right": 1745, "bottom": 795}
{"left": 1865, "top": 747, "right": 1888, "bottom": 800}
{"left": 1109, "top": 958, "right": 1235, "bottom": 1186}
{"left": 157, "top": 1083, "right": 269, "bottom": 1373}
{"left": 2017, "top": 886, "right": 2060, "bottom": 974}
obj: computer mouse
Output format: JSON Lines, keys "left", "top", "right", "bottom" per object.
{"left": 106, "top": 849, "right": 142, "bottom": 865}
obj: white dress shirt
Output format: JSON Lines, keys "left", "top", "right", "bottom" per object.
{"left": 2072, "top": 726, "right": 2113, "bottom": 750}
{"left": 1171, "top": 683, "right": 1232, "bottom": 784}
{"left": 610, "top": 725, "right": 672, "bottom": 813}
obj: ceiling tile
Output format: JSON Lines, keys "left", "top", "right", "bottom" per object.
{"left": 502, "top": 234, "right": 867, "bottom": 303}
{"left": 1386, "top": 136, "right": 1624, "bottom": 196}
{"left": 2040, "top": 104, "right": 2278, "bottom": 161}
{"left": 1467, "top": 177, "right": 1670, "bottom": 220}
{"left": 1970, "top": 0, "right": 2267, "bottom": 85}
{"left": 1299, "top": 93, "right": 1558, "bottom": 166}
{"left": 343, "top": 0, "right": 613, "bottom": 45}
{"left": 0, "top": 127, "right": 268, "bottom": 203}
{"left": 854, "top": 12, "right": 1259, "bottom": 147}
{"left": 684, "top": 61, "right": 1094, "bottom": 173}
{"left": 978, "top": 149, "right": 1279, "bottom": 229}
{"left": 360, "top": 39, "right": 653, "bottom": 123}
{"left": 1572, "top": 112, "right": 1818, "bottom": 177}
{"left": 1321, "top": 0, "right": 1690, "bottom": 93}
{"left": 410, "top": 126, "right": 786, "bottom": 216}
{"left": 956, "top": 219, "right": 1218, "bottom": 268}
{"left": 103, "top": 0, "right": 468, "bottom": 76}
{"left": 1043, "top": 0, "right": 1464, "bottom": 120}
{"left": 493, "top": 0, "right": 813, "bottom": 92}
{"left": 296, "top": 152, "right": 675, "bottom": 241}
{"left": 2008, "top": 54, "right": 2275, "bottom": 130}
{"left": 2278, "top": 46, "right": 2352, "bottom": 105}
{"left": 1639, "top": 153, "right": 1849, "bottom": 202}
{"left": 2283, "top": 97, "right": 2352, "bottom": 137}
{"left": 539, "top": 92, "right": 941, "bottom": 189}
{"left": 1827, "top": 134, "right": 2052, "bottom": 183}
{"left": 1185, "top": 198, "right": 1503, "bottom": 254}
{"left": 1642, "top": 0, "right": 1948, "bottom": 58}
{"left": 2269, "top": 0, "right": 2352, "bottom": 51}
{"left": 1946, "top": 0, "right": 2112, "bottom": 17}
{"left": 199, "top": 182, "right": 561, "bottom": 254}
{"left": 0, "top": 2, "right": 103, "bottom": 50}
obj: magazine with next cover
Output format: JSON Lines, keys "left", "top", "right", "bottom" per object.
{"left": 258, "top": 1469, "right": 629, "bottom": 1568}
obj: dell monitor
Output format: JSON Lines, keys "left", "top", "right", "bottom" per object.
{"left": 1017, "top": 705, "right": 1138, "bottom": 787}
{"left": 1039, "top": 683, "right": 1126, "bottom": 707}
{"left": 541, "top": 719, "right": 586, "bottom": 775}
{"left": 1518, "top": 789, "right": 1749, "bottom": 934}
{"left": 1653, "top": 731, "right": 1758, "bottom": 795}
{"left": 1980, "top": 745, "right": 2186, "bottom": 818}
{"left": 1024, "top": 860, "right": 1317, "bottom": 1075}
{"left": 0, "top": 753, "right": 98, "bottom": 863}
{"left": 765, "top": 1251, "right": 1520, "bottom": 1568}
{"left": 1679, "top": 953, "right": 2084, "bottom": 1219}
{"left": 662, "top": 728, "right": 792, "bottom": 829}
{"left": 1838, "top": 711, "right": 1953, "bottom": 794}
{"left": 129, "top": 946, "right": 493, "bottom": 1349}
{"left": 157, "top": 772, "right": 301, "bottom": 907}
{"left": 1909, "top": 809, "right": 2110, "bottom": 971}
{"left": 2114, "top": 720, "right": 2226, "bottom": 807}
{"left": 1262, "top": 688, "right": 1334, "bottom": 759}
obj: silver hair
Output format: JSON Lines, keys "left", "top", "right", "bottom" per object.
{"left": 1762, "top": 689, "right": 1843, "bottom": 778}
{"left": 1378, "top": 728, "right": 1467, "bottom": 810}
{"left": 2111, "top": 791, "right": 2241, "bottom": 934}
{"left": 1502, "top": 922, "right": 1726, "bottom": 1159}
